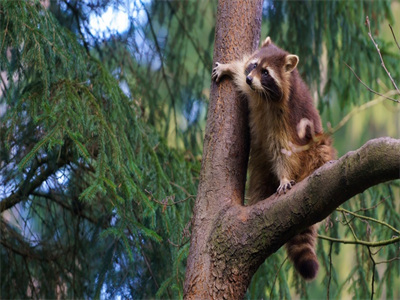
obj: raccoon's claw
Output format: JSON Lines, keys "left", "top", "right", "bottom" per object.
{"left": 277, "top": 179, "right": 296, "bottom": 195}
{"left": 212, "top": 62, "right": 222, "bottom": 83}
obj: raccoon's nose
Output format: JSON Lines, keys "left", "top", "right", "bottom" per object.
{"left": 246, "top": 76, "right": 253, "bottom": 86}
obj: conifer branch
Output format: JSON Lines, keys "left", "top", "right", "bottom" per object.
{"left": 31, "top": 191, "right": 106, "bottom": 227}
{"left": 166, "top": 2, "right": 210, "bottom": 67}
{"left": 140, "top": 0, "right": 178, "bottom": 139}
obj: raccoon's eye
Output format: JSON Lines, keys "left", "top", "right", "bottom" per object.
{"left": 262, "top": 69, "right": 269, "bottom": 76}
{"left": 245, "top": 63, "right": 258, "bottom": 75}
{"left": 248, "top": 63, "right": 257, "bottom": 70}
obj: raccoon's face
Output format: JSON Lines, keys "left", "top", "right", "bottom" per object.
{"left": 244, "top": 59, "right": 283, "bottom": 102}
{"left": 244, "top": 45, "right": 299, "bottom": 103}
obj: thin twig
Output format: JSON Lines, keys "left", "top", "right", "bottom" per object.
{"left": 166, "top": 2, "right": 210, "bottom": 67}
{"left": 269, "top": 256, "right": 288, "bottom": 300}
{"left": 370, "top": 246, "right": 384, "bottom": 256}
{"left": 367, "top": 247, "right": 375, "bottom": 300}
{"left": 389, "top": 24, "right": 400, "bottom": 51}
{"left": 354, "top": 197, "right": 386, "bottom": 213}
{"left": 337, "top": 207, "right": 400, "bottom": 235}
{"left": 169, "top": 181, "right": 195, "bottom": 198}
{"left": 344, "top": 62, "right": 399, "bottom": 103}
{"left": 327, "top": 242, "right": 333, "bottom": 300}
{"left": 24, "top": 256, "right": 39, "bottom": 299}
{"left": 366, "top": 16, "right": 400, "bottom": 95}
{"left": 375, "top": 256, "right": 400, "bottom": 265}
{"left": 63, "top": 0, "right": 90, "bottom": 54}
{"left": 167, "top": 238, "right": 180, "bottom": 247}
{"left": 1, "top": 15, "right": 9, "bottom": 52}
{"left": 32, "top": 191, "right": 103, "bottom": 227}
{"left": 318, "top": 235, "right": 400, "bottom": 247}
{"left": 145, "top": 189, "right": 195, "bottom": 207}
{"left": 341, "top": 210, "right": 359, "bottom": 241}
{"left": 329, "top": 90, "right": 399, "bottom": 134}
{"left": 126, "top": 226, "right": 161, "bottom": 290}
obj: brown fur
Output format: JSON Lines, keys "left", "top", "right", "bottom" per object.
{"left": 212, "top": 37, "right": 336, "bottom": 280}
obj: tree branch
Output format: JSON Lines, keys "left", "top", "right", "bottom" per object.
{"left": 248, "top": 137, "right": 399, "bottom": 247}
{"left": 207, "top": 137, "right": 399, "bottom": 296}
{"left": 336, "top": 207, "right": 400, "bottom": 235}
{"left": 0, "top": 219, "right": 75, "bottom": 261}
{"left": 318, "top": 235, "right": 400, "bottom": 247}
{"left": 366, "top": 16, "right": 400, "bottom": 95}
{"left": 0, "top": 159, "right": 67, "bottom": 212}
{"left": 344, "top": 63, "right": 399, "bottom": 103}
{"left": 31, "top": 191, "right": 106, "bottom": 227}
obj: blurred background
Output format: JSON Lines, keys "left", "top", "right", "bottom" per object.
{"left": 1, "top": 0, "right": 399, "bottom": 299}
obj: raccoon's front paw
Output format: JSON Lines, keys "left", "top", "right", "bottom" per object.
{"left": 277, "top": 179, "right": 296, "bottom": 195}
{"left": 212, "top": 62, "right": 224, "bottom": 83}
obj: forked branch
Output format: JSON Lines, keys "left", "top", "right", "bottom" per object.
{"left": 366, "top": 16, "right": 400, "bottom": 95}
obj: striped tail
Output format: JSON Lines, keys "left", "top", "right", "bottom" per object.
{"left": 285, "top": 225, "right": 319, "bottom": 280}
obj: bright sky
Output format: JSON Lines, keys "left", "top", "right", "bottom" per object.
{"left": 89, "top": 6, "right": 129, "bottom": 36}
{"left": 88, "top": 0, "right": 150, "bottom": 37}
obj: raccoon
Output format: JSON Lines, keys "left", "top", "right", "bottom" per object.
{"left": 212, "top": 37, "right": 336, "bottom": 280}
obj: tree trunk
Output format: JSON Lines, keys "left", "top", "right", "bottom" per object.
{"left": 183, "top": 1, "right": 263, "bottom": 298}
{"left": 183, "top": 2, "right": 400, "bottom": 299}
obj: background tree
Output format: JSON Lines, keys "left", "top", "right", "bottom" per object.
{"left": 1, "top": 0, "right": 399, "bottom": 299}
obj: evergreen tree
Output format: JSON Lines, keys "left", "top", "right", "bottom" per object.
{"left": 1, "top": 1, "right": 197, "bottom": 298}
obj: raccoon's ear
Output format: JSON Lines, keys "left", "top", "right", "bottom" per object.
{"left": 261, "top": 36, "right": 272, "bottom": 47}
{"left": 285, "top": 54, "right": 299, "bottom": 72}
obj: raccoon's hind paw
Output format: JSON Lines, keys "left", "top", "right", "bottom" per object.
{"left": 212, "top": 62, "right": 223, "bottom": 83}
{"left": 277, "top": 179, "right": 296, "bottom": 195}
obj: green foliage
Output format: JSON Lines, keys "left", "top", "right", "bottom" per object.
{"left": 1, "top": 1, "right": 198, "bottom": 298}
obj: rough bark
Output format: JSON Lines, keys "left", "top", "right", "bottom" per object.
{"left": 183, "top": 1, "right": 263, "bottom": 299}
{"left": 183, "top": 2, "right": 400, "bottom": 299}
